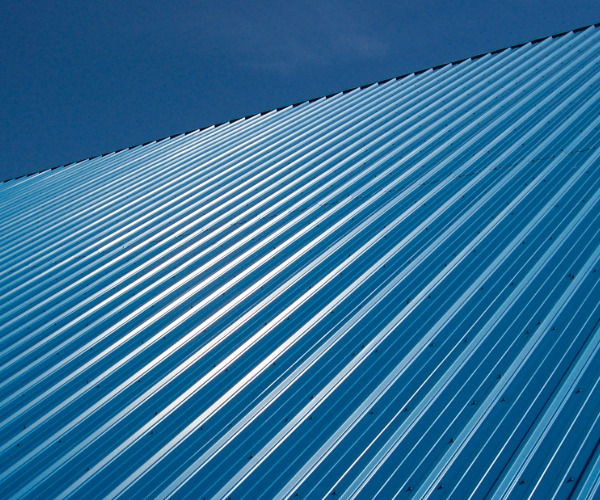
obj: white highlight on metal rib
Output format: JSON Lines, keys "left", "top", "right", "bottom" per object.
{"left": 488, "top": 283, "right": 600, "bottom": 494}
{"left": 209, "top": 45, "right": 600, "bottom": 500}
{"left": 411, "top": 221, "right": 600, "bottom": 500}
{"left": 115, "top": 55, "right": 600, "bottom": 496}
{"left": 573, "top": 446, "right": 600, "bottom": 499}
{"left": 0, "top": 32, "right": 543, "bottom": 427}
{"left": 277, "top": 130, "right": 600, "bottom": 500}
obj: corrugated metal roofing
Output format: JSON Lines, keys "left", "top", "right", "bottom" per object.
{"left": 2, "top": 22, "right": 600, "bottom": 500}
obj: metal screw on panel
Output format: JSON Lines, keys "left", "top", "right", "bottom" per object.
{"left": 520, "top": 480, "right": 526, "bottom": 484}
{"left": 449, "top": 438, "right": 455, "bottom": 443}
{"left": 501, "top": 398, "right": 506, "bottom": 402}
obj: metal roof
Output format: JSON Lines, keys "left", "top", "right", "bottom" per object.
{"left": 1, "top": 23, "right": 600, "bottom": 500}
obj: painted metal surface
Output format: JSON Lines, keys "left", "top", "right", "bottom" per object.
{"left": 1, "top": 24, "right": 600, "bottom": 500}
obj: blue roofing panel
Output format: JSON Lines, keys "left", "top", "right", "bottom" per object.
{"left": 1, "top": 24, "right": 600, "bottom": 500}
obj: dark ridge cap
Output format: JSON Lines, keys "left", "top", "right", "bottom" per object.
{"left": 4, "top": 21, "right": 598, "bottom": 185}
{"left": 552, "top": 30, "right": 571, "bottom": 39}
{"left": 470, "top": 53, "right": 488, "bottom": 61}
{"left": 450, "top": 58, "right": 467, "bottom": 66}
{"left": 530, "top": 36, "right": 548, "bottom": 44}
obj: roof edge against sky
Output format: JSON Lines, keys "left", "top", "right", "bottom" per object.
{"left": 4, "top": 20, "right": 600, "bottom": 185}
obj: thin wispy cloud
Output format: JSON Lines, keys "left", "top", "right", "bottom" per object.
{"left": 139, "top": 0, "right": 390, "bottom": 75}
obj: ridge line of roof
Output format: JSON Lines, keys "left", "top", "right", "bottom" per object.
{"left": 4, "top": 20, "right": 599, "bottom": 185}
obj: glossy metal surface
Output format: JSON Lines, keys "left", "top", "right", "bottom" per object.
{"left": 1, "top": 24, "right": 600, "bottom": 500}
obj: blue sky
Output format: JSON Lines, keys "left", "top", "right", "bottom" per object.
{"left": 1, "top": 0, "right": 599, "bottom": 180}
